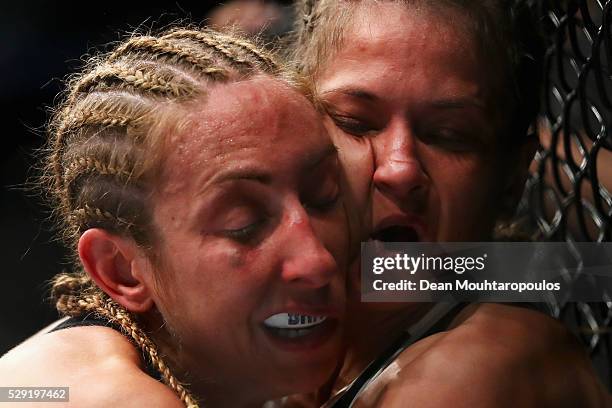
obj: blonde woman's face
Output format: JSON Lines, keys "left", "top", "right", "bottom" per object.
{"left": 148, "top": 76, "right": 348, "bottom": 402}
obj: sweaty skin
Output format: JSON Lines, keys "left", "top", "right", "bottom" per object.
{"left": 292, "top": 2, "right": 612, "bottom": 407}
{"left": 350, "top": 304, "right": 611, "bottom": 408}
{"left": 0, "top": 322, "right": 183, "bottom": 408}
{"left": 0, "top": 75, "right": 350, "bottom": 407}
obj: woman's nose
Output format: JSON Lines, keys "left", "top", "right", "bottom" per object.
{"left": 280, "top": 212, "right": 338, "bottom": 289}
{"left": 372, "top": 122, "right": 428, "bottom": 203}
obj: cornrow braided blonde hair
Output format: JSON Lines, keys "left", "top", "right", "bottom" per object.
{"left": 52, "top": 287, "right": 198, "bottom": 407}
{"left": 107, "top": 36, "right": 227, "bottom": 77}
{"left": 43, "top": 27, "right": 296, "bottom": 407}
{"left": 73, "top": 63, "right": 199, "bottom": 98}
{"left": 162, "top": 29, "right": 277, "bottom": 72}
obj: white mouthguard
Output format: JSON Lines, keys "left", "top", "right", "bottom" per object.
{"left": 263, "top": 313, "right": 327, "bottom": 329}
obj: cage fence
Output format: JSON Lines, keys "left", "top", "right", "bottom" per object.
{"left": 521, "top": 0, "right": 612, "bottom": 387}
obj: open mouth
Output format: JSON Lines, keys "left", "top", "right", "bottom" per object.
{"left": 263, "top": 313, "right": 329, "bottom": 339}
{"left": 371, "top": 225, "right": 420, "bottom": 242}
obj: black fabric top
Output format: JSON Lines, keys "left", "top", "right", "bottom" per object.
{"left": 49, "top": 314, "right": 163, "bottom": 382}
{"left": 326, "top": 302, "right": 469, "bottom": 408}
{"left": 326, "top": 302, "right": 549, "bottom": 408}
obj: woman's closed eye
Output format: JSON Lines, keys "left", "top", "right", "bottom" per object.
{"left": 329, "top": 113, "right": 379, "bottom": 137}
{"left": 222, "top": 218, "right": 266, "bottom": 242}
{"left": 302, "top": 160, "right": 341, "bottom": 214}
{"left": 304, "top": 187, "right": 340, "bottom": 213}
{"left": 419, "top": 127, "right": 485, "bottom": 153}
{"left": 217, "top": 207, "right": 267, "bottom": 243}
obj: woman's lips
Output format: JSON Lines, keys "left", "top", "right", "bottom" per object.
{"left": 371, "top": 214, "right": 427, "bottom": 242}
{"left": 371, "top": 225, "right": 420, "bottom": 242}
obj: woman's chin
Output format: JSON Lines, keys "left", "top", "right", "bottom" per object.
{"left": 259, "top": 319, "right": 343, "bottom": 392}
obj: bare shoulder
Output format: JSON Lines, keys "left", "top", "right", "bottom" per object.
{"left": 0, "top": 325, "right": 182, "bottom": 407}
{"left": 353, "top": 304, "right": 611, "bottom": 408}
{"left": 74, "top": 369, "right": 184, "bottom": 408}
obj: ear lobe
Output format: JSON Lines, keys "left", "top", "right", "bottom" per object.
{"left": 78, "top": 228, "right": 155, "bottom": 313}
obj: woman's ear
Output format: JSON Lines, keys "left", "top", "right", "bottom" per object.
{"left": 78, "top": 228, "right": 155, "bottom": 313}
{"left": 500, "top": 132, "right": 539, "bottom": 217}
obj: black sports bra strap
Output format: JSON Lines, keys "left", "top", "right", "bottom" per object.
{"left": 49, "top": 314, "right": 116, "bottom": 332}
{"left": 48, "top": 314, "right": 163, "bottom": 382}
{"left": 328, "top": 302, "right": 468, "bottom": 408}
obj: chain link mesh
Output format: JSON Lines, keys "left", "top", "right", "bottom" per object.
{"left": 521, "top": 0, "right": 612, "bottom": 387}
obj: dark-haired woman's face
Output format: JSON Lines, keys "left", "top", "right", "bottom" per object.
{"left": 317, "top": 4, "right": 507, "bottom": 261}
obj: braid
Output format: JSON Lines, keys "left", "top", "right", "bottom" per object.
{"left": 93, "top": 297, "right": 199, "bottom": 408}
{"left": 163, "top": 29, "right": 279, "bottom": 73}
{"left": 207, "top": 30, "right": 279, "bottom": 72}
{"left": 48, "top": 28, "right": 291, "bottom": 246}
{"left": 51, "top": 98, "right": 146, "bottom": 224}
{"left": 299, "top": 0, "right": 319, "bottom": 34}
{"left": 45, "top": 27, "right": 295, "bottom": 407}
{"left": 60, "top": 99, "right": 144, "bottom": 136}
{"left": 51, "top": 272, "right": 93, "bottom": 314}
{"left": 162, "top": 30, "right": 256, "bottom": 72}
{"left": 108, "top": 36, "right": 228, "bottom": 80}
{"left": 70, "top": 205, "right": 136, "bottom": 230}
{"left": 289, "top": 0, "right": 353, "bottom": 76}
{"left": 64, "top": 156, "right": 133, "bottom": 186}
{"left": 50, "top": 108, "right": 79, "bottom": 218}
{"left": 71, "top": 64, "right": 197, "bottom": 99}
{"left": 51, "top": 279, "right": 199, "bottom": 407}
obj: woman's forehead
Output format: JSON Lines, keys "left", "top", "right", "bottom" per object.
{"left": 172, "top": 78, "right": 315, "bottom": 149}
{"left": 158, "top": 77, "right": 329, "bottom": 193}
{"left": 316, "top": 3, "right": 487, "bottom": 108}
{"left": 344, "top": 3, "right": 474, "bottom": 62}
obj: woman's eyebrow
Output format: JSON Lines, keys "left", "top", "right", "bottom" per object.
{"left": 428, "top": 97, "right": 486, "bottom": 111}
{"left": 320, "top": 87, "right": 378, "bottom": 102}
{"left": 196, "top": 146, "right": 337, "bottom": 196}
{"left": 215, "top": 170, "right": 272, "bottom": 184}
{"left": 198, "top": 168, "right": 272, "bottom": 196}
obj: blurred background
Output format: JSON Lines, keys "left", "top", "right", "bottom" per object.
{"left": 0, "top": 0, "right": 293, "bottom": 355}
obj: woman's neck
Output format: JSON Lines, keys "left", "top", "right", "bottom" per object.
{"left": 331, "top": 302, "right": 433, "bottom": 395}
{"left": 142, "top": 311, "right": 268, "bottom": 407}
